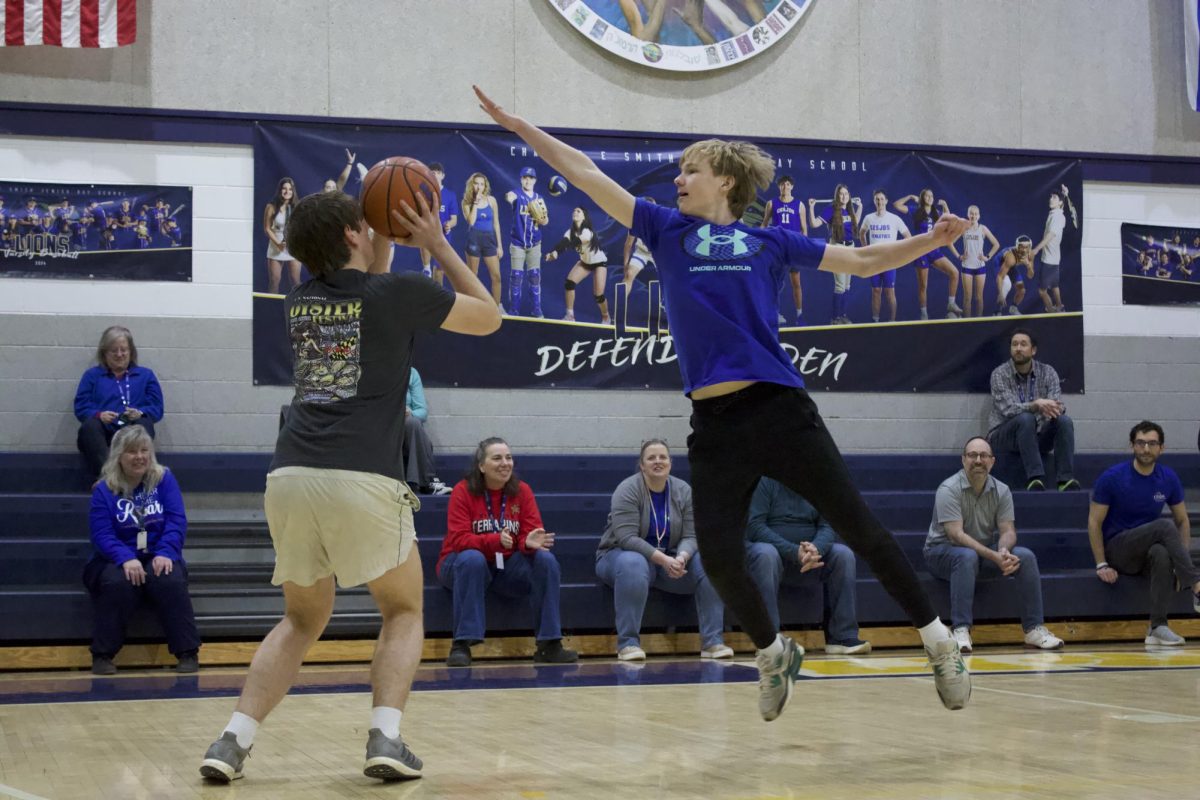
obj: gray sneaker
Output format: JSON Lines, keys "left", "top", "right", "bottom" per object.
{"left": 363, "top": 728, "right": 423, "bottom": 781}
{"left": 199, "top": 731, "right": 250, "bottom": 783}
{"left": 1145, "top": 625, "right": 1186, "bottom": 646}
{"left": 755, "top": 636, "right": 804, "bottom": 722}
{"left": 926, "top": 637, "right": 971, "bottom": 710}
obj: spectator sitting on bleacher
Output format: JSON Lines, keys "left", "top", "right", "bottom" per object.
{"left": 745, "top": 477, "right": 872, "bottom": 656}
{"left": 924, "top": 436, "right": 1063, "bottom": 654}
{"left": 83, "top": 426, "right": 200, "bottom": 675}
{"left": 1088, "top": 420, "right": 1200, "bottom": 647}
{"left": 436, "top": 437, "right": 578, "bottom": 667}
{"left": 595, "top": 439, "right": 731, "bottom": 661}
{"left": 986, "top": 328, "right": 1078, "bottom": 492}
{"left": 402, "top": 368, "right": 451, "bottom": 495}
{"left": 74, "top": 325, "right": 164, "bottom": 479}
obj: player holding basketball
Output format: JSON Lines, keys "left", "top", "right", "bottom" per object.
{"left": 474, "top": 85, "right": 971, "bottom": 722}
{"left": 200, "top": 189, "right": 500, "bottom": 783}
{"left": 761, "top": 175, "right": 807, "bottom": 326}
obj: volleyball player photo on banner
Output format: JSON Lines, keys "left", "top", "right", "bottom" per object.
{"left": 0, "top": 182, "right": 192, "bottom": 281}
{"left": 1119, "top": 222, "right": 1200, "bottom": 306}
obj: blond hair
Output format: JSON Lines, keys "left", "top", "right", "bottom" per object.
{"left": 680, "top": 139, "right": 775, "bottom": 219}
{"left": 100, "top": 425, "right": 165, "bottom": 496}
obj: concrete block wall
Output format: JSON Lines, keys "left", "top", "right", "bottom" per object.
{"left": 1, "top": 1, "right": 1198, "bottom": 457}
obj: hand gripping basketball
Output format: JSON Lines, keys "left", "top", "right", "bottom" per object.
{"left": 527, "top": 197, "right": 549, "bottom": 226}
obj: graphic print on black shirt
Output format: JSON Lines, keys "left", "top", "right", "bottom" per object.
{"left": 289, "top": 297, "right": 364, "bottom": 403}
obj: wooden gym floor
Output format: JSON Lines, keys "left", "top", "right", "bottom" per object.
{"left": 1, "top": 644, "right": 1197, "bottom": 800}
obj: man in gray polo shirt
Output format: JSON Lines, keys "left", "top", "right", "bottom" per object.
{"left": 924, "top": 436, "right": 1064, "bottom": 653}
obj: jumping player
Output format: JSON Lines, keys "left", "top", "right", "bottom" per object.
{"left": 199, "top": 190, "right": 500, "bottom": 784}
{"left": 474, "top": 85, "right": 971, "bottom": 722}
{"left": 894, "top": 190, "right": 963, "bottom": 319}
{"left": 948, "top": 206, "right": 1000, "bottom": 318}
{"left": 761, "top": 175, "right": 807, "bottom": 325}
{"left": 505, "top": 166, "right": 547, "bottom": 317}
{"left": 994, "top": 235, "right": 1034, "bottom": 316}
{"left": 857, "top": 189, "right": 910, "bottom": 323}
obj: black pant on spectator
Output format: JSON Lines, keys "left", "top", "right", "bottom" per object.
{"left": 1105, "top": 518, "right": 1200, "bottom": 629}
{"left": 77, "top": 416, "right": 155, "bottom": 476}
{"left": 402, "top": 414, "right": 437, "bottom": 488}
{"left": 83, "top": 556, "right": 200, "bottom": 659}
{"left": 687, "top": 382, "right": 935, "bottom": 649}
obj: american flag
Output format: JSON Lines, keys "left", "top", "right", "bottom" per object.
{"left": 1, "top": 0, "right": 136, "bottom": 48}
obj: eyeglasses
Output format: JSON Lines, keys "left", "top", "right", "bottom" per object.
{"left": 1132, "top": 439, "right": 1162, "bottom": 449}
{"left": 963, "top": 452, "right": 994, "bottom": 461}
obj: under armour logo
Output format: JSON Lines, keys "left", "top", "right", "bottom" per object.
{"left": 694, "top": 225, "right": 749, "bottom": 256}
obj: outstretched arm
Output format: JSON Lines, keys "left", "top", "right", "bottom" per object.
{"left": 475, "top": 87, "right": 635, "bottom": 227}
{"left": 819, "top": 214, "right": 971, "bottom": 278}
{"left": 335, "top": 150, "right": 355, "bottom": 192}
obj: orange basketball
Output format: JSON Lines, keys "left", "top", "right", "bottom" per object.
{"left": 359, "top": 156, "right": 440, "bottom": 238}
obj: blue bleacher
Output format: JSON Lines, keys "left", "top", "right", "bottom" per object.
{"left": 1, "top": 452, "right": 1197, "bottom": 646}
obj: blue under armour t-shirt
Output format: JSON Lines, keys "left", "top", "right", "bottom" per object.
{"left": 1091, "top": 460, "right": 1183, "bottom": 541}
{"left": 632, "top": 198, "right": 826, "bottom": 395}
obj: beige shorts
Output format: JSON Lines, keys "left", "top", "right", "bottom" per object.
{"left": 265, "top": 466, "right": 420, "bottom": 589}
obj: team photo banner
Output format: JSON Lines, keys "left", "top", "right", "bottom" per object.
{"left": 1119, "top": 222, "right": 1200, "bottom": 307}
{"left": 251, "top": 122, "right": 1084, "bottom": 393}
{"left": 0, "top": 182, "right": 192, "bottom": 281}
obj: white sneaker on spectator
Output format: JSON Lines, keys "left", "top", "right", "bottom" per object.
{"left": 617, "top": 645, "right": 646, "bottom": 661}
{"left": 951, "top": 626, "right": 973, "bottom": 653}
{"left": 1145, "top": 625, "right": 1185, "bottom": 646}
{"left": 1023, "top": 625, "right": 1064, "bottom": 650}
{"left": 700, "top": 644, "right": 734, "bottom": 659}
{"left": 427, "top": 479, "right": 452, "bottom": 496}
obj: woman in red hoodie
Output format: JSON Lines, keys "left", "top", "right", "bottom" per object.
{"left": 437, "top": 437, "right": 579, "bottom": 668}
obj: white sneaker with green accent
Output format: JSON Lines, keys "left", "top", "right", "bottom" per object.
{"left": 755, "top": 636, "right": 804, "bottom": 722}
{"left": 926, "top": 637, "right": 971, "bottom": 711}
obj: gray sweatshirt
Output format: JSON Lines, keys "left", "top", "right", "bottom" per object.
{"left": 595, "top": 473, "right": 697, "bottom": 561}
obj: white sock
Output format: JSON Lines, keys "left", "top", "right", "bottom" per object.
{"left": 918, "top": 618, "right": 952, "bottom": 649}
{"left": 757, "top": 634, "right": 785, "bottom": 659}
{"left": 371, "top": 706, "right": 403, "bottom": 739}
{"left": 224, "top": 712, "right": 258, "bottom": 749}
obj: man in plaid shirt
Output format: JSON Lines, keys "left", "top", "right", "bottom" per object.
{"left": 986, "top": 329, "right": 1080, "bottom": 491}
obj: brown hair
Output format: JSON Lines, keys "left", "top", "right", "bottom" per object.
{"left": 285, "top": 191, "right": 364, "bottom": 279}
{"left": 464, "top": 437, "right": 521, "bottom": 498}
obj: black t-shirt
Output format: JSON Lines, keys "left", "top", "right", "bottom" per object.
{"left": 271, "top": 269, "right": 455, "bottom": 480}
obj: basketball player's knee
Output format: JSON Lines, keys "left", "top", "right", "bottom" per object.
{"left": 594, "top": 293, "right": 606, "bottom": 304}
{"left": 564, "top": 278, "right": 577, "bottom": 290}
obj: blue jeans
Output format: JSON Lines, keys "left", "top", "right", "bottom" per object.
{"left": 745, "top": 541, "right": 861, "bottom": 643}
{"left": 437, "top": 549, "right": 563, "bottom": 642}
{"left": 923, "top": 544, "right": 1045, "bottom": 631}
{"left": 595, "top": 549, "right": 726, "bottom": 650}
{"left": 988, "top": 411, "right": 1074, "bottom": 483}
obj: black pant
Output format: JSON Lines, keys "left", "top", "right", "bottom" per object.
{"left": 1105, "top": 518, "right": 1200, "bottom": 629}
{"left": 83, "top": 556, "right": 201, "bottom": 658}
{"left": 77, "top": 416, "right": 155, "bottom": 476}
{"left": 688, "top": 382, "right": 935, "bottom": 649}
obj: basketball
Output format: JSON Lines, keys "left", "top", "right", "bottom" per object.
{"left": 548, "top": 175, "right": 569, "bottom": 196}
{"left": 359, "top": 156, "right": 440, "bottom": 238}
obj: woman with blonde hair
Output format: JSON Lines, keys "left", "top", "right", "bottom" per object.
{"left": 83, "top": 425, "right": 199, "bottom": 675}
{"left": 462, "top": 172, "right": 505, "bottom": 309}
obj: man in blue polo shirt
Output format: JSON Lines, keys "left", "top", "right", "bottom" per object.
{"left": 1088, "top": 420, "right": 1200, "bottom": 646}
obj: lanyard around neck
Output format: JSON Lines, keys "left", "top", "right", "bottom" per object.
{"left": 646, "top": 480, "right": 671, "bottom": 550}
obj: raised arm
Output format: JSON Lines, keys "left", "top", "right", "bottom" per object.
{"left": 818, "top": 214, "right": 970, "bottom": 278}
{"left": 893, "top": 194, "right": 917, "bottom": 214}
{"left": 475, "top": 87, "right": 635, "bottom": 227}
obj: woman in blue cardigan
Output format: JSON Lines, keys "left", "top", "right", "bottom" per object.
{"left": 74, "top": 325, "right": 164, "bottom": 477}
{"left": 83, "top": 425, "right": 199, "bottom": 675}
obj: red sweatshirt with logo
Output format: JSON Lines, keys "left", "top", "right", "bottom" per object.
{"left": 437, "top": 479, "right": 544, "bottom": 575}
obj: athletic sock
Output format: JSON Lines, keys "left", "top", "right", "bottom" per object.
{"left": 224, "top": 711, "right": 259, "bottom": 749}
{"left": 757, "top": 633, "right": 786, "bottom": 660}
{"left": 917, "top": 618, "right": 952, "bottom": 649}
{"left": 370, "top": 706, "right": 403, "bottom": 739}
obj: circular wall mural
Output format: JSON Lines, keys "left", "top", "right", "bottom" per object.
{"left": 549, "top": 0, "right": 813, "bottom": 72}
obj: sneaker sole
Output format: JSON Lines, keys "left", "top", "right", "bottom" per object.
{"left": 199, "top": 761, "right": 243, "bottom": 782}
{"left": 761, "top": 645, "right": 805, "bottom": 723}
{"left": 700, "top": 650, "right": 733, "bottom": 659}
{"left": 617, "top": 652, "right": 646, "bottom": 661}
{"left": 825, "top": 644, "right": 872, "bottom": 655}
{"left": 1023, "top": 641, "right": 1064, "bottom": 650}
{"left": 364, "top": 757, "right": 423, "bottom": 781}
{"left": 1144, "top": 637, "right": 1185, "bottom": 646}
